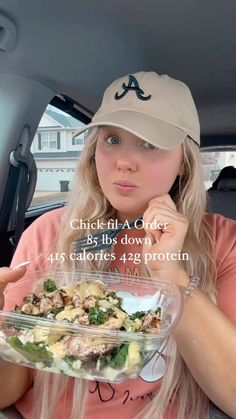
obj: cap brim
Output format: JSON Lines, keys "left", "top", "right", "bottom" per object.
{"left": 73, "top": 110, "right": 188, "bottom": 150}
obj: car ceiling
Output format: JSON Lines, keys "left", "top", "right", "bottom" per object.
{"left": 0, "top": 0, "right": 236, "bottom": 139}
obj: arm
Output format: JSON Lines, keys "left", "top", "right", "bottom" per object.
{"left": 0, "top": 210, "right": 63, "bottom": 408}
{"left": 173, "top": 269, "right": 236, "bottom": 418}
{"left": 0, "top": 266, "right": 33, "bottom": 409}
{"left": 4, "top": 208, "right": 63, "bottom": 311}
{"left": 142, "top": 194, "right": 236, "bottom": 417}
{"left": 0, "top": 361, "right": 33, "bottom": 409}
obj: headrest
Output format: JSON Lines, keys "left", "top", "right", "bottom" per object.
{"left": 217, "top": 178, "right": 236, "bottom": 191}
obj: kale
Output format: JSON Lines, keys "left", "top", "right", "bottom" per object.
{"left": 43, "top": 278, "right": 57, "bottom": 293}
{"left": 108, "top": 292, "right": 123, "bottom": 308}
{"left": 99, "top": 343, "right": 129, "bottom": 370}
{"left": 50, "top": 307, "right": 64, "bottom": 316}
{"left": 7, "top": 336, "right": 53, "bottom": 366}
{"left": 107, "top": 291, "right": 117, "bottom": 299}
{"left": 155, "top": 307, "right": 162, "bottom": 317}
{"left": 109, "top": 344, "right": 129, "bottom": 369}
{"left": 129, "top": 311, "right": 146, "bottom": 320}
{"left": 123, "top": 318, "right": 140, "bottom": 332}
{"left": 98, "top": 354, "right": 107, "bottom": 369}
{"left": 106, "top": 307, "right": 115, "bottom": 316}
{"left": 88, "top": 307, "right": 109, "bottom": 325}
{"left": 63, "top": 355, "right": 77, "bottom": 367}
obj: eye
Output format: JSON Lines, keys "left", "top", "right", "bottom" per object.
{"left": 141, "top": 141, "right": 158, "bottom": 150}
{"left": 105, "top": 135, "right": 120, "bottom": 145}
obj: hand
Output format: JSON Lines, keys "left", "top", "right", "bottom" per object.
{"left": 0, "top": 266, "right": 26, "bottom": 310}
{"left": 142, "top": 194, "right": 189, "bottom": 284}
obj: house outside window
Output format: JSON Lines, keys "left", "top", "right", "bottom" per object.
{"left": 30, "top": 105, "right": 87, "bottom": 206}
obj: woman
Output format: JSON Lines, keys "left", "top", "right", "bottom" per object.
{"left": 1, "top": 71, "right": 236, "bottom": 419}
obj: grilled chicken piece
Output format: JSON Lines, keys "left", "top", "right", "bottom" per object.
{"left": 141, "top": 312, "right": 161, "bottom": 334}
{"left": 74, "top": 313, "right": 89, "bottom": 325}
{"left": 63, "top": 295, "right": 73, "bottom": 306}
{"left": 49, "top": 290, "right": 64, "bottom": 308}
{"left": 39, "top": 297, "right": 54, "bottom": 314}
{"left": 65, "top": 336, "right": 114, "bottom": 361}
{"left": 20, "top": 302, "right": 39, "bottom": 315}
{"left": 82, "top": 296, "right": 97, "bottom": 310}
{"left": 22, "top": 293, "right": 38, "bottom": 304}
{"left": 72, "top": 294, "right": 82, "bottom": 307}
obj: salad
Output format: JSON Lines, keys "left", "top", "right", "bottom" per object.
{"left": 0, "top": 278, "right": 163, "bottom": 382}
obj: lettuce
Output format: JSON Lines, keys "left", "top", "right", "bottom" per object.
{"left": 43, "top": 279, "right": 57, "bottom": 293}
{"left": 7, "top": 336, "right": 53, "bottom": 366}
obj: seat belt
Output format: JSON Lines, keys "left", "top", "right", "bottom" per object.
{"left": 0, "top": 164, "right": 20, "bottom": 231}
{"left": 0, "top": 124, "right": 37, "bottom": 250}
{"left": 9, "top": 161, "right": 29, "bottom": 248}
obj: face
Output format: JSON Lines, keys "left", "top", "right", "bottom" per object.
{"left": 95, "top": 127, "right": 183, "bottom": 221}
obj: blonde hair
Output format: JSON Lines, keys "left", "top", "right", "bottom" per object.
{"left": 32, "top": 130, "right": 216, "bottom": 419}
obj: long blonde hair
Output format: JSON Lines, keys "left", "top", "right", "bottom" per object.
{"left": 32, "top": 129, "right": 216, "bottom": 419}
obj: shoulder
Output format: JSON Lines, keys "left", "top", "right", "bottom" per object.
{"left": 7, "top": 207, "right": 67, "bottom": 307}
{"left": 23, "top": 207, "right": 66, "bottom": 239}
{"left": 28, "top": 206, "right": 65, "bottom": 226}
{"left": 204, "top": 212, "right": 236, "bottom": 246}
{"left": 204, "top": 212, "right": 236, "bottom": 270}
{"left": 204, "top": 215, "right": 236, "bottom": 323}
{"left": 10, "top": 207, "right": 66, "bottom": 267}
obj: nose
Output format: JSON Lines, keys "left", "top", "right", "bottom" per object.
{"left": 116, "top": 156, "right": 137, "bottom": 172}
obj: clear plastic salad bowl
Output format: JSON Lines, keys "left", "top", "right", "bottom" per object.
{"left": 0, "top": 269, "right": 183, "bottom": 383}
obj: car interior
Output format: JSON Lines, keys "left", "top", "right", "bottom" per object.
{"left": 0, "top": 1, "right": 235, "bottom": 418}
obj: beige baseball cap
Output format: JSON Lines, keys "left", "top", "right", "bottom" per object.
{"left": 74, "top": 71, "right": 200, "bottom": 149}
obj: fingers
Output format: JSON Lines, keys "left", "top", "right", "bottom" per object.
{"left": 144, "top": 195, "right": 177, "bottom": 225}
{"left": 144, "top": 206, "right": 179, "bottom": 225}
{"left": 144, "top": 206, "right": 188, "bottom": 232}
{"left": 147, "top": 194, "right": 177, "bottom": 212}
{"left": 143, "top": 194, "right": 188, "bottom": 236}
{"left": 0, "top": 266, "right": 26, "bottom": 291}
{"left": 144, "top": 230, "right": 161, "bottom": 246}
{"left": 142, "top": 194, "right": 189, "bottom": 263}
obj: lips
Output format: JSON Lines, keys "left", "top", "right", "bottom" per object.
{"left": 114, "top": 180, "right": 137, "bottom": 187}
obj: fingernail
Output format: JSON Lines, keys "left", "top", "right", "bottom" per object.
{"left": 13, "top": 262, "right": 31, "bottom": 269}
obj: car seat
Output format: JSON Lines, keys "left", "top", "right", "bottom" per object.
{"left": 207, "top": 177, "right": 236, "bottom": 220}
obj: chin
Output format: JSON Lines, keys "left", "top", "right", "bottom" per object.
{"left": 107, "top": 194, "right": 148, "bottom": 215}
{"left": 110, "top": 203, "right": 146, "bottom": 218}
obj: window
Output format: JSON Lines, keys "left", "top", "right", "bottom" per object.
{"left": 201, "top": 149, "right": 236, "bottom": 189}
{"left": 38, "top": 132, "right": 60, "bottom": 150}
{"left": 72, "top": 134, "right": 84, "bottom": 146}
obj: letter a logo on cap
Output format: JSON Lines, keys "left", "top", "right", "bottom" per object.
{"left": 114, "top": 74, "right": 152, "bottom": 101}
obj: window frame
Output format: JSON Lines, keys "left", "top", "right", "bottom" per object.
{"left": 38, "top": 131, "right": 61, "bottom": 151}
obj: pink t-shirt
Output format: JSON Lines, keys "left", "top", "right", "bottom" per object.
{"left": 3, "top": 208, "right": 236, "bottom": 418}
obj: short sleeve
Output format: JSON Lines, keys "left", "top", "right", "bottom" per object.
{"left": 211, "top": 214, "right": 236, "bottom": 323}
{"left": 4, "top": 207, "right": 64, "bottom": 311}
